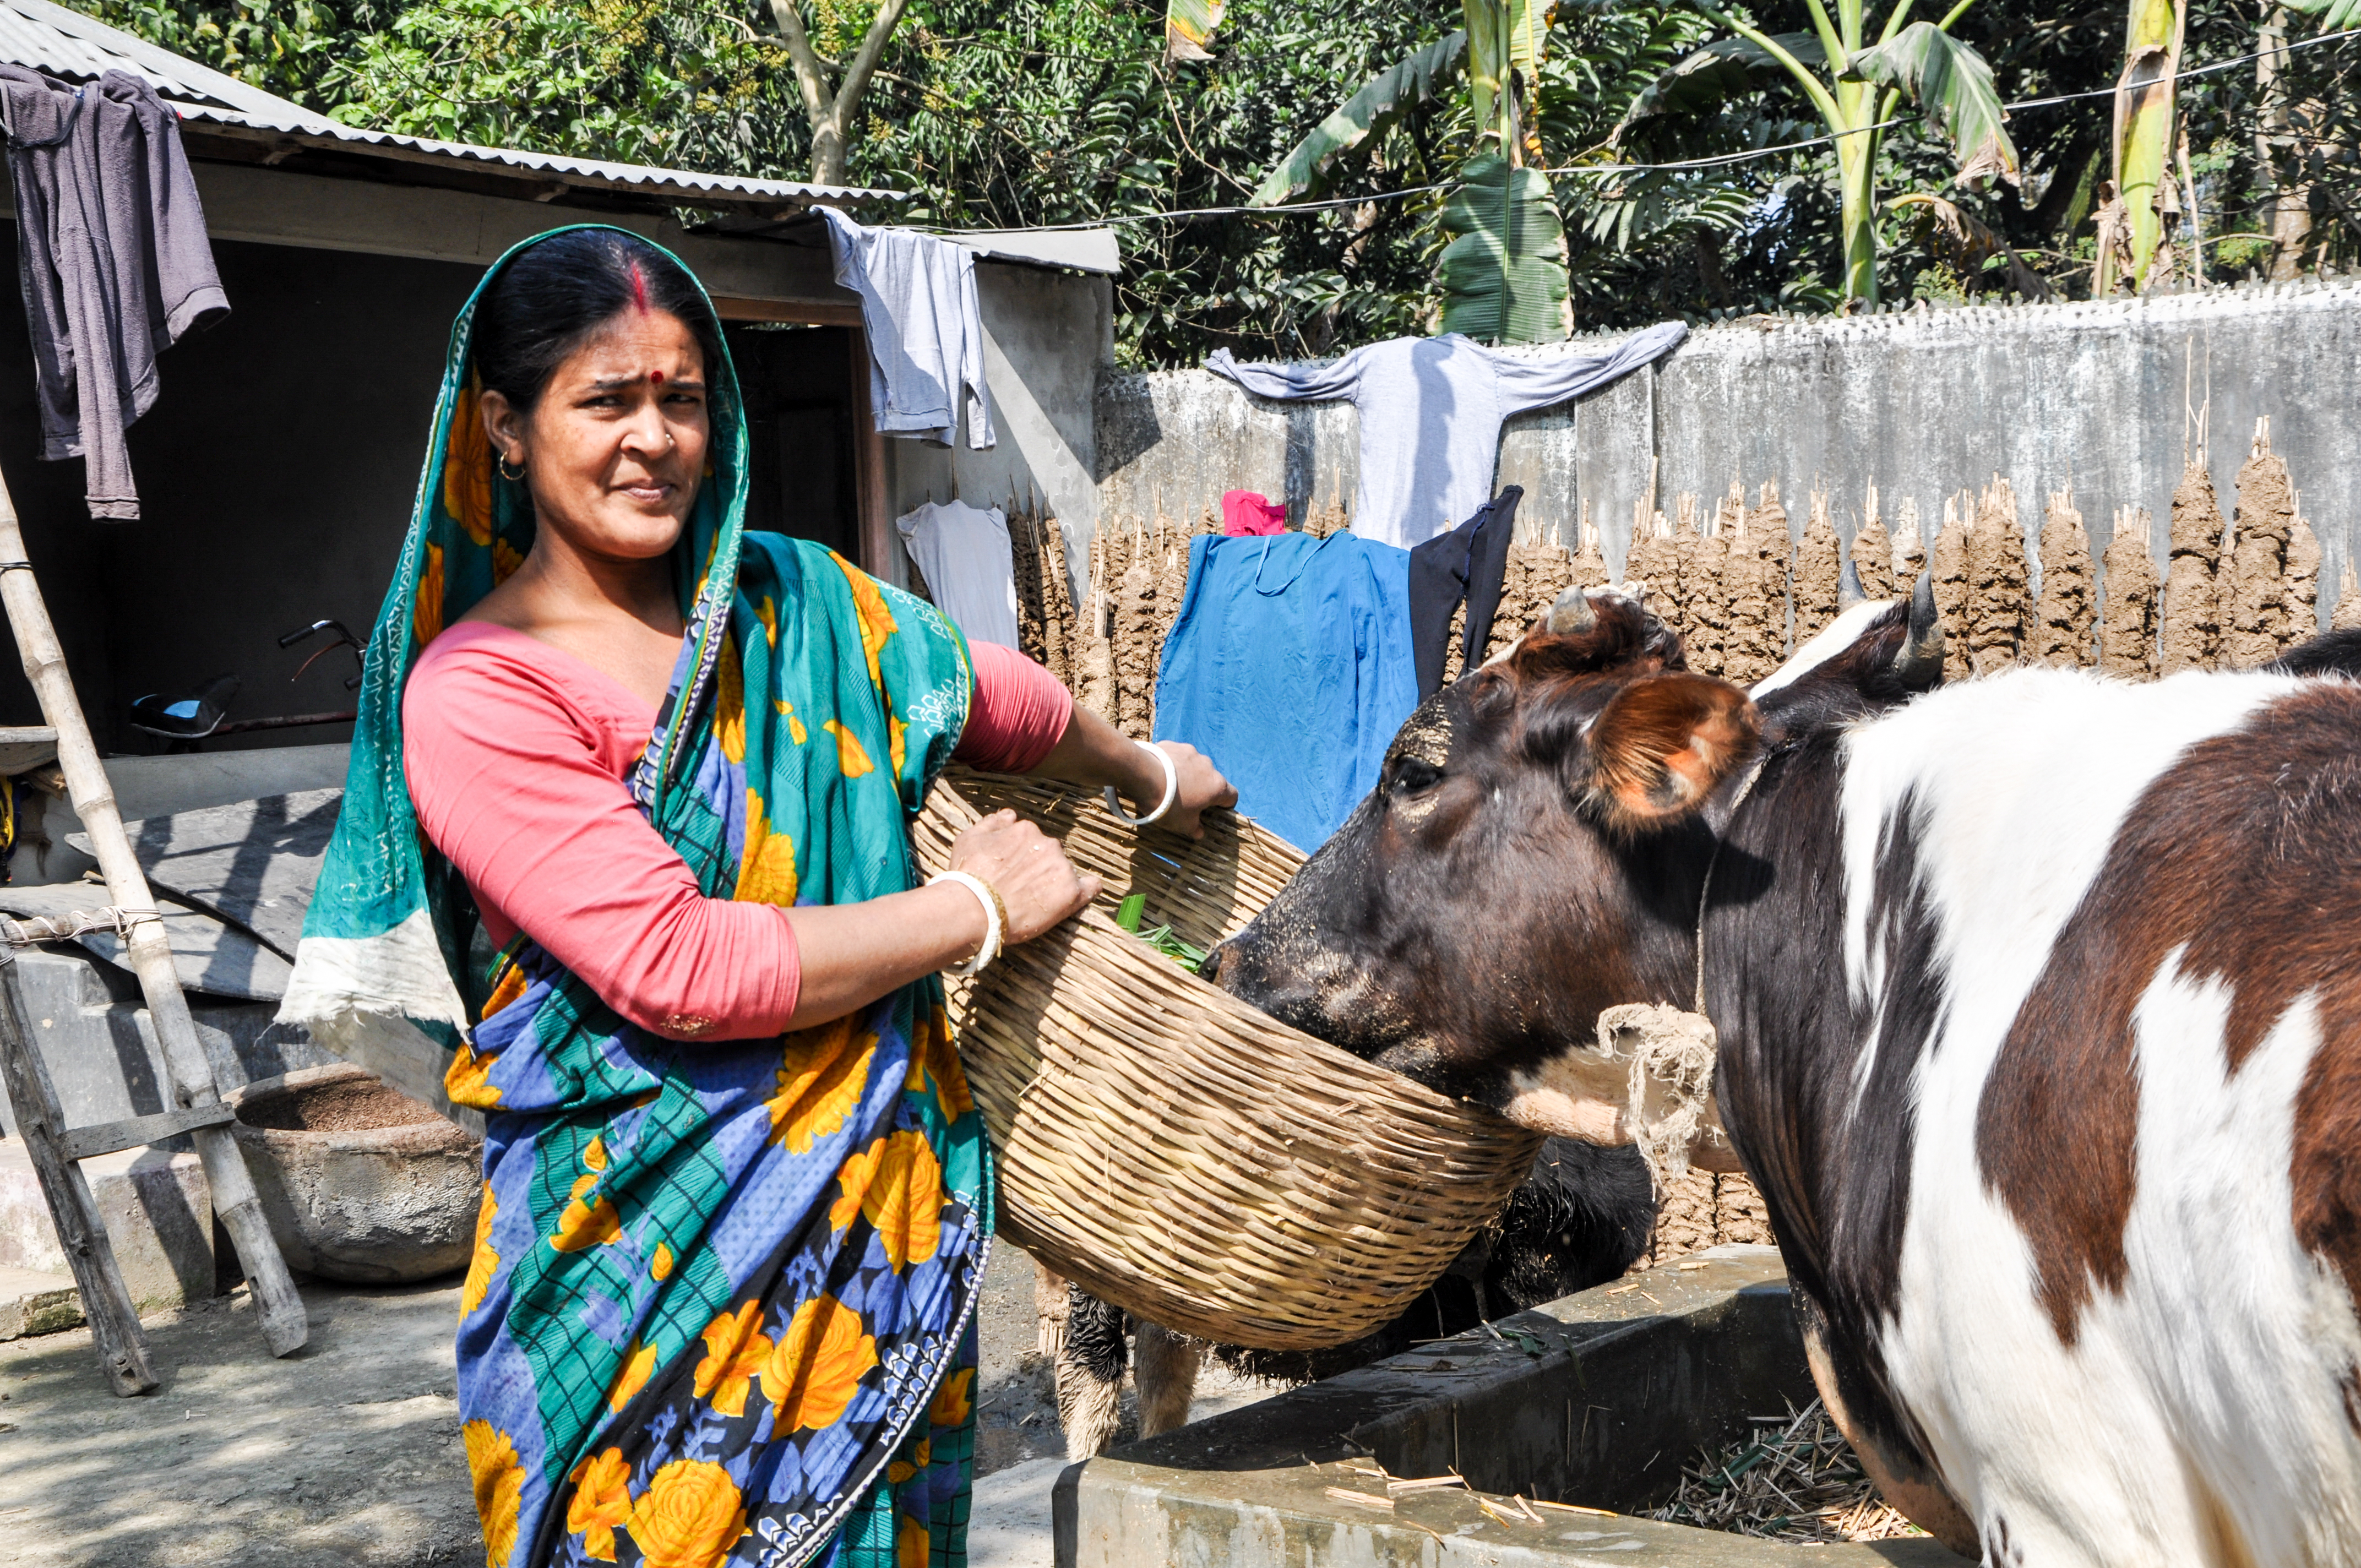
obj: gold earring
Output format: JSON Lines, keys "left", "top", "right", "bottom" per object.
{"left": 497, "top": 451, "right": 526, "bottom": 482}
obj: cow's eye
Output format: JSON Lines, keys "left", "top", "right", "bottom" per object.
{"left": 1390, "top": 758, "right": 1444, "bottom": 795}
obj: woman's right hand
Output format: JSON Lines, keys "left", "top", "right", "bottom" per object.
{"left": 947, "top": 810, "right": 1101, "bottom": 944}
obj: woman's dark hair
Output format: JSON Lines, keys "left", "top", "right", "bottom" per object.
{"left": 472, "top": 229, "right": 725, "bottom": 411}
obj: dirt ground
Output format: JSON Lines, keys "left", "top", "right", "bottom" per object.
{"left": 0, "top": 1240, "right": 1266, "bottom": 1567}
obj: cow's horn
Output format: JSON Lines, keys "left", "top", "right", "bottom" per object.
{"left": 1547, "top": 587, "right": 1596, "bottom": 635}
{"left": 1838, "top": 557, "right": 1865, "bottom": 608}
{"left": 1891, "top": 570, "right": 1945, "bottom": 688}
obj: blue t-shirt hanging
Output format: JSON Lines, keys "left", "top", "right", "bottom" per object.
{"left": 1153, "top": 531, "right": 1418, "bottom": 852}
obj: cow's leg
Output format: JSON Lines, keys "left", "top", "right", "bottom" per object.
{"left": 1057, "top": 1286, "right": 1128, "bottom": 1460}
{"left": 1035, "top": 1261, "right": 1070, "bottom": 1363}
{"left": 1131, "top": 1321, "right": 1201, "bottom": 1439}
{"left": 1794, "top": 1289, "right": 1978, "bottom": 1557}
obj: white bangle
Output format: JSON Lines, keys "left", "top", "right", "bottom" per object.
{"left": 929, "top": 870, "right": 1004, "bottom": 977}
{"left": 1104, "top": 740, "right": 1179, "bottom": 827}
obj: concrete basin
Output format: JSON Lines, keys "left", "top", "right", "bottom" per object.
{"left": 229, "top": 1063, "right": 482, "bottom": 1283}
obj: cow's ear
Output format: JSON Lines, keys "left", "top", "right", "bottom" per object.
{"left": 1581, "top": 674, "right": 1759, "bottom": 831}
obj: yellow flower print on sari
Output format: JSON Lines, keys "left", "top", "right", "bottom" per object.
{"left": 830, "top": 550, "right": 897, "bottom": 689}
{"left": 463, "top": 1420, "right": 524, "bottom": 1568}
{"left": 610, "top": 1337, "right": 657, "bottom": 1413}
{"left": 754, "top": 594, "right": 779, "bottom": 647}
{"left": 886, "top": 1435, "right": 932, "bottom": 1484}
{"left": 761, "top": 1293, "right": 878, "bottom": 1432}
{"left": 765, "top": 1017, "right": 873, "bottom": 1153}
{"left": 929, "top": 1366, "right": 975, "bottom": 1426}
{"left": 492, "top": 536, "right": 525, "bottom": 585}
{"left": 565, "top": 1447, "right": 633, "bottom": 1562}
{"left": 414, "top": 542, "right": 445, "bottom": 648}
{"left": 443, "top": 380, "right": 494, "bottom": 546}
{"left": 692, "top": 1299, "right": 774, "bottom": 1418}
{"left": 550, "top": 1137, "right": 623, "bottom": 1251}
{"left": 897, "top": 1516, "right": 931, "bottom": 1568}
{"left": 459, "top": 1184, "right": 499, "bottom": 1316}
{"left": 775, "top": 699, "right": 808, "bottom": 744}
{"left": 624, "top": 1458, "right": 748, "bottom": 1568}
{"left": 822, "top": 717, "right": 875, "bottom": 779}
{"left": 445, "top": 1038, "right": 502, "bottom": 1109}
{"left": 735, "top": 789, "right": 798, "bottom": 906}
{"left": 904, "top": 1004, "right": 973, "bottom": 1120}
{"left": 831, "top": 1129, "right": 944, "bottom": 1270}
{"left": 714, "top": 639, "right": 746, "bottom": 764}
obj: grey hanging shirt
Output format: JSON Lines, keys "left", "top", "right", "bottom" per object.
{"left": 0, "top": 67, "right": 228, "bottom": 521}
{"left": 1206, "top": 323, "right": 1687, "bottom": 549}
{"left": 819, "top": 208, "right": 994, "bottom": 450}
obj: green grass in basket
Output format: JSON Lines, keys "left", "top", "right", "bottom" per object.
{"left": 1116, "top": 892, "right": 1207, "bottom": 973}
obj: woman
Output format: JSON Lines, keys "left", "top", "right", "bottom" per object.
{"left": 282, "top": 226, "right": 1231, "bottom": 1568}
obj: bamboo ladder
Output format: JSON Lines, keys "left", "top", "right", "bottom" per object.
{"left": 0, "top": 472, "right": 306, "bottom": 1393}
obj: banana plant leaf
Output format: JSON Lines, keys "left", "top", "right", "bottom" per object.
{"left": 1437, "top": 153, "right": 1571, "bottom": 344}
{"left": 1843, "top": 22, "right": 2019, "bottom": 187}
{"left": 1251, "top": 31, "right": 1467, "bottom": 206}
{"left": 2281, "top": 0, "right": 2361, "bottom": 28}
{"left": 1165, "top": 0, "right": 1224, "bottom": 63}
{"left": 1468, "top": 0, "right": 1552, "bottom": 138}
{"left": 1619, "top": 32, "right": 1826, "bottom": 128}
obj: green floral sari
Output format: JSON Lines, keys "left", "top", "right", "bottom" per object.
{"left": 282, "top": 227, "right": 992, "bottom": 1568}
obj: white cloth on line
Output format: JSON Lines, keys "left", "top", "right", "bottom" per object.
{"left": 819, "top": 208, "right": 995, "bottom": 450}
{"left": 1204, "top": 323, "right": 1688, "bottom": 550}
{"left": 897, "top": 500, "right": 1021, "bottom": 649}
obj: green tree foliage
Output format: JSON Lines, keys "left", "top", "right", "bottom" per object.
{"left": 63, "top": 0, "right": 2361, "bottom": 363}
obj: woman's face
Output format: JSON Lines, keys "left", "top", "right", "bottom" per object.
{"left": 482, "top": 308, "right": 711, "bottom": 564}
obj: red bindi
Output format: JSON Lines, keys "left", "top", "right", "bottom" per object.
{"left": 650, "top": 369, "right": 664, "bottom": 384}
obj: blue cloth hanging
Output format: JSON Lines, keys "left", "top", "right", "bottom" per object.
{"left": 1152, "top": 531, "right": 1417, "bottom": 852}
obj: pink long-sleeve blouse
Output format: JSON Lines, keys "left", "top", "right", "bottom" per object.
{"left": 402, "top": 620, "right": 1072, "bottom": 1042}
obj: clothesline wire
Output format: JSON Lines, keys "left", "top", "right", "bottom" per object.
{"left": 921, "top": 23, "right": 2361, "bottom": 233}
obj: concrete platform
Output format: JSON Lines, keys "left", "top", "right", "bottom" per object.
{"left": 0, "top": 1263, "right": 80, "bottom": 1339}
{"left": 1057, "top": 1246, "right": 1970, "bottom": 1567}
{"left": 0, "top": 1142, "right": 219, "bottom": 1313}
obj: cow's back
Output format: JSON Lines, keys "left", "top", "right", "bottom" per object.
{"left": 1834, "top": 668, "right": 2361, "bottom": 1566}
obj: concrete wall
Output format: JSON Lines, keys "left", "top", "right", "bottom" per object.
{"left": 1097, "top": 279, "right": 2361, "bottom": 622}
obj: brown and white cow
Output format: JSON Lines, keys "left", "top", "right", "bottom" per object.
{"left": 1206, "top": 585, "right": 2361, "bottom": 1567}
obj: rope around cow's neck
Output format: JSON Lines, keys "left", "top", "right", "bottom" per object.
{"left": 1693, "top": 753, "right": 1771, "bottom": 1017}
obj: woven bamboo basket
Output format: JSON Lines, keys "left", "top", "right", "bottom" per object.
{"left": 912, "top": 768, "right": 1543, "bottom": 1350}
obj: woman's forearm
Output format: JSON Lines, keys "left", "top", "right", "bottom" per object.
{"left": 1032, "top": 703, "right": 1170, "bottom": 809}
{"left": 782, "top": 882, "right": 988, "bottom": 1030}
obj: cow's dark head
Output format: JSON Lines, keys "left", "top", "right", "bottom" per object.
{"left": 1207, "top": 578, "right": 1943, "bottom": 1151}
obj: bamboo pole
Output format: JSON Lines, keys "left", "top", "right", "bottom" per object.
{"left": 0, "top": 491, "right": 308, "bottom": 1358}
{"left": 0, "top": 952, "right": 155, "bottom": 1393}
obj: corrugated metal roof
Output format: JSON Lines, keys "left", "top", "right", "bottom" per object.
{"left": 0, "top": 0, "right": 896, "bottom": 210}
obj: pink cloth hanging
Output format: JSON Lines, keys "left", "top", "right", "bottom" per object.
{"left": 1221, "top": 489, "right": 1289, "bottom": 536}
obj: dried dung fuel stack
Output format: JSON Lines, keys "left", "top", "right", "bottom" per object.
{"left": 2288, "top": 500, "right": 2322, "bottom": 637}
{"left": 1305, "top": 492, "right": 1348, "bottom": 538}
{"left": 1720, "top": 488, "right": 1787, "bottom": 687}
{"left": 1793, "top": 483, "right": 1842, "bottom": 645}
{"left": 1684, "top": 495, "right": 1732, "bottom": 678}
{"left": 1111, "top": 523, "right": 1165, "bottom": 737}
{"left": 1967, "top": 477, "right": 2028, "bottom": 675}
{"left": 1486, "top": 529, "right": 1579, "bottom": 664}
{"left": 2223, "top": 419, "right": 2298, "bottom": 667}
{"left": 1570, "top": 505, "right": 1611, "bottom": 589}
{"left": 1894, "top": 497, "right": 1927, "bottom": 586}
{"left": 1038, "top": 511, "right": 1077, "bottom": 685}
{"left": 1074, "top": 530, "right": 1119, "bottom": 720}
{"left": 1636, "top": 1171, "right": 1773, "bottom": 1267}
{"left": 1626, "top": 494, "right": 1677, "bottom": 625}
{"left": 1851, "top": 482, "right": 1894, "bottom": 603}
{"left": 1932, "top": 492, "right": 1973, "bottom": 682}
{"left": 2031, "top": 487, "right": 2096, "bottom": 667}
{"left": 2335, "top": 559, "right": 2361, "bottom": 633}
{"left": 2099, "top": 506, "right": 2158, "bottom": 678}
{"left": 2161, "top": 460, "right": 2226, "bottom": 673}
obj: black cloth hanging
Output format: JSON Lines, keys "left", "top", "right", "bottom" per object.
{"left": 1407, "top": 485, "right": 1522, "bottom": 701}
